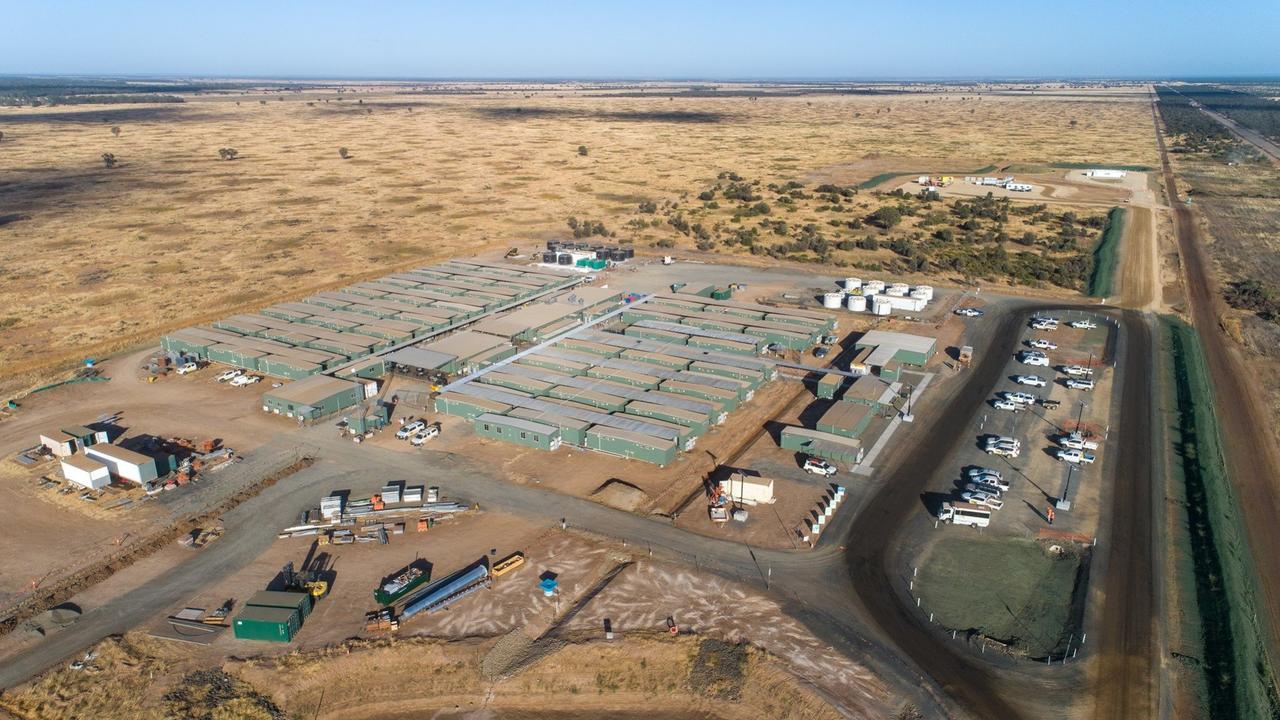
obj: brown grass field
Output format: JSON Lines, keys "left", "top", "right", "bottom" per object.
{"left": 0, "top": 83, "right": 1157, "bottom": 393}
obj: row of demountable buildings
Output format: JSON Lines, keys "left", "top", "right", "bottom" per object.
{"left": 821, "top": 278, "right": 934, "bottom": 315}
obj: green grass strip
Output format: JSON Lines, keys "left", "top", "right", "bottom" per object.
{"left": 1162, "top": 316, "right": 1280, "bottom": 719}
{"left": 1087, "top": 207, "right": 1125, "bottom": 297}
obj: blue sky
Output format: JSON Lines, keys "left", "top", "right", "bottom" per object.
{"left": 4, "top": 1, "right": 1278, "bottom": 79}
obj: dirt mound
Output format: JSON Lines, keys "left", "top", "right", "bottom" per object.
{"left": 590, "top": 479, "right": 650, "bottom": 511}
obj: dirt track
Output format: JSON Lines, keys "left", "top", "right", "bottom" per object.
{"left": 1152, "top": 97, "right": 1280, "bottom": 675}
{"left": 845, "top": 303, "right": 1156, "bottom": 719}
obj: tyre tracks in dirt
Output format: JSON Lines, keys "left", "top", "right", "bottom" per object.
{"left": 1152, "top": 95, "right": 1280, "bottom": 680}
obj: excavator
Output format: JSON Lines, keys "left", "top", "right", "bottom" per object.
{"left": 283, "top": 543, "right": 332, "bottom": 600}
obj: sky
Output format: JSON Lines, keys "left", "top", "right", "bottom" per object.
{"left": 3, "top": 0, "right": 1278, "bottom": 80}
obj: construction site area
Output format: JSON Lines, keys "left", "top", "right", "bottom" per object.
{"left": 0, "top": 244, "right": 1136, "bottom": 720}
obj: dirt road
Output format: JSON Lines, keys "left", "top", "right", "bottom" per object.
{"left": 1117, "top": 204, "right": 1159, "bottom": 310}
{"left": 1152, "top": 97, "right": 1280, "bottom": 675}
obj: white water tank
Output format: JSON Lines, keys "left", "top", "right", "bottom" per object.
{"left": 863, "top": 280, "right": 885, "bottom": 296}
{"left": 844, "top": 277, "right": 862, "bottom": 291}
{"left": 911, "top": 285, "right": 934, "bottom": 301}
{"left": 846, "top": 294, "right": 867, "bottom": 312}
{"left": 822, "top": 292, "right": 844, "bottom": 309}
{"left": 887, "top": 283, "right": 911, "bottom": 297}
{"left": 871, "top": 296, "right": 892, "bottom": 316}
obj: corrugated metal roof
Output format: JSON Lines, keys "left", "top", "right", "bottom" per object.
{"left": 508, "top": 406, "right": 592, "bottom": 430}
{"left": 595, "top": 359, "right": 743, "bottom": 393}
{"left": 587, "top": 424, "right": 677, "bottom": 449}
{"left": 580, "top": 332, "right": 772, "bottom": 372}
{"left": 856, "top": 330, "right": 937, "bottom": 356}
{"left": 498, "top": 363, "right": 576, "bottom": 385}
{"left": 473, "top": 412, "right": 557, "bottom": 436}
{"left": 781, "top": 426, "right": 864, "bottom": 449}
{"left": 819, "top": 401, "right": 874, "bottom": 430}
{"left": 633, "top": 319, "right": 761, "bottom": 346}
{"left": 453, "top": 384, "right": 679, "bottom": 440}
{"left": 531, "top": 347, "right": 602, "bottom": 365}
{"left": 422, "top": 331, "right": 509, "bottom": 361}
{"left": 264, "top": 375, "right": 361, "bottom": 406}
{"left": 384, "top": 346, "right": 458, "bottom": 370}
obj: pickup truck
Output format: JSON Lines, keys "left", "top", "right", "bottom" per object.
{"left": 396, "top": 420, "right": 426, "bottom": 439}
{"left": 1069, "top": 319, "right": 1098, "bottom": 330}
{"left": 1062, "top": 365, "right": 1094, "bottom": 376}
{"left": 1057, "top": 448, "right": 1097, "bottom": 465}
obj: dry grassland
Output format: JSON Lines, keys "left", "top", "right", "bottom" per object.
{"left": 0, "top": 84, "right": 1156, "bottom": 391}
{"left": 0, "top": 632, "right": 845, "bottom": 720}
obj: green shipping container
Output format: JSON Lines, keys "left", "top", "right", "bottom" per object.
{"left": 246, "top": 590, "right": 314, "bottom": 619}
{"left": 233, "top": 605, "right": 301, "bottom": 643}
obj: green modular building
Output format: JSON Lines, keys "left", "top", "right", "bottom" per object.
{"left": 261, "top": 375, "right": 367, "bottom": 420}
{"left": 547, "top": 386, "right": 629, "bottom": 412}
{"left": 515, "top": 355, "right": 589, "bottom": 376}
{"left": 624, "top": 400, "right": 709, "bottom": 435}
{"left": 815, "top": 372, "right": 845, "bottom": 400}
{"left": 479, "top": 372, "right": 554, "bottom": 397}
{"left": 507, "top": 407, "right": 591, "bottom": 445}
{"left": 615, "top": 413, "right": 698, "bottom": 449}
{"left": 742, "top": 326, "right": 813, "bottom": 350}
{"left": 816, "top": 402, "right": 875, "bottom": 439}
{"left": 686, "top": 336, "right": 760, "bottom": 356}
{"left": 620, "top": 349, "right": 691, "bottom": 370}
{"left": 779, "top": 426, "right": 865, "bottom": 466}
{"left": 674, "top": 370, "right": 757, "bottom": 400}
{"left": 233, "top": 605, "right": 301, "bottom": 643}
{"left": 558, "top": 338, "right": 621, "bottom": 358}
{"left": 584, "top": 425, "right": 677, "bottom": 466}
{"left": 878, "top": 360, "right": 903, "bottom": 383}
{"left": 854, "top": 330, "right": 937, "bottom": 367}
{"left": 623, "top": 326, "right": 689, "bottom": 345}
{"left": 434, "top": 392, "right": 514, "bottom": 419}
{"left": 473, "top": 413, "right": 562, "bottom": 451}
{"left": 258, "top": 355, "right": 321, "bottom": 380}
{"left": 688, "top": 360, "right": 766, "bottom": 384}
{"left": 658, "top": 379, "right": 740, "bottom": 410}
{"left": 585, "top": 366, "right": 661, "bottom": 389}
{"left": 681, "top": 317, "right": 748, "bottom": 334}
{"left": 247, "top": 590, "right": 314, "bottom": 619}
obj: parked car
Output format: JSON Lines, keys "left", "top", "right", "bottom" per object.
{"left": 410, "top": 425, "right": 441, "bottom": 446}
{"left": 1058, "top": 433, "right": 1100, "bottom": 451}
{"left": 1020, "top": 351, "right": 1050, "bottom": 367}
{"left": 803, "top": 457, "right": 837, "bottom": 476}
{"left": 962, "top": 491, "right": 1004, "bottom": 510}
{"left": 1062, "top": 365, "right": 1094, "bottom": 376}
{"left": 176, "top": 362, "right": 199, "bottom": 375}
{"left": 965, "top": 466, "right": 1004, "bottom": 482}
{"left": 993, "top": 399, "right": 1021, "bottom": 412}
{"left": 216, "top": 368, "right": 243, "bottom": 383}
{"left": 1014, "top": 374, "right": 1047, "bottom": 387}
{"left": 1069, "top": 319, "right": 1098, "bottom": 330}
{"left": 813, "top": 346, "right": 830, "bottom": 359}
{"left": 1004, "top": 391, "right": 1038, "bottom": 405}
{"left": 396, "top": 420, "right": 426, "bottom": 440}
{"left": 955, "top": 307, "right": 984, "bottom": 317}
{"left": 965, "top": 482, "right": 1003, "bottom": 498}
{"left": 1065, "top": 378, "right": 1096, "bottom": 391}
{"left": 966, "top": 472, "right": 1010, "bottom": 491}
{"left": 1057, "top": 448, "right": 1097, "bottom": 465}
{"left": 1028, "top": 338, "right": 1058, "bottom": 350}
{"left": 1031, "top": 320, "right": 1058, "bottom": 331}
{"left": 229, "top": 374, "right": 260, "bottom": 386}
{"left": 821, "top": 335, "right": 839, "bottom": 345}
{"left": 766, "top": 343, "right": 785, "bottom": 354}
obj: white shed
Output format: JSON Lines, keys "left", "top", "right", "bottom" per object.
{"left": 1085, "top": 169, "right": 1127, "bottom": 179}
{"left": 720, "top": 472, "right": 775, "bottom": 506}
{"left": 85, "top": 444, "right": 159, "bottom": 484}
{"left": 60, "top": 454, "right": 111, "bottom": 490}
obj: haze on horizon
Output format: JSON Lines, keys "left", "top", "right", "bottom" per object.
{"left": 4, "top": 0, "right": 1278, "bottom": 80}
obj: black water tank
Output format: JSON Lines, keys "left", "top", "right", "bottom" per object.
{"left": 595, "top": 249, "right": 608, "bottom": 259}
{"left": 558, "top": 253, "right": 573, "bottom": 265}
{"left": 610, "top": 249, "right": 626, "bottom": 261}
{"left": 542, "top": 251, "right": 557, "bottom": 263}
{"left": 623, "top": 247, "right": 635, "bottom": 259}
{"left": 546, "top": 240, "right": 558, "bottom": 250}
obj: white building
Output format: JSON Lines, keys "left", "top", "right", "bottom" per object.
{"left": 85, "top": 443, "right": 160, "bottom": 484}
{"left": 60, "top": 454, "right": 111, "bottom": 490}
{"left": 720, "top": 472, "right": 775, "bottom": 506}
{"left": 1007, "top": 182, "right": 1033, "bottom": 192}
{"left": 1085, "top": 169, "right": 1127, "bottom": 179}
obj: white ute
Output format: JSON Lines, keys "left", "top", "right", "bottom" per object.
{"left": 992, "top": 399, "right": 1021, "bottom": 412}
{"left": 1057, "top": 448, "right": 1097, "bottom": 465}
{"left": 1069, "top": 319, "right": 1098, "bottom": 330}
{"left": 1014, "top": 375, "right": 1047, "bottom": 387}
{"left": 1058, "top": 432, "right": 1100, "bottom": 451}
{"left": 216, "top": 368, "right": 243, "bottom": 383}
{"left": 1065, "top": 378, "right": 1096, "bottom": 391}
{"left": 1020, "top": 351, "right": 1050, "bottom": 367}
{"left": 229, "top": 374, "right": 260, "bottom": 387}
{"left": 176, "top": 362, "right": 199, "bottom": 375}
{"left": 1004, "top": 391, "right": 1038, "bottom": 405}
{"left": 962, "top": 491, "right": 1005, "bottom": 510}
{"left": 396, "top": 420, "right": 426, "bottom": 439}
{"left": 410, "top": 425, "right": 440, "bottom": 446}
{"left": 1028, "top": 338, "right": 1058, "bottom": 350}
{"left": 803, "top": 457, "right": 838, "bottom": 476}
{"left": 1063, "top": 365, "right": 1094, "bottom": 376}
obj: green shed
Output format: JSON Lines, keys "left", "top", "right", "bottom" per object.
{"left": 507, "top": 407, "right": 590, "bottom": 445}
{"left": 434, "top": 392, "right": 513, "bottom": 419}
{"left": 584, "top": 426, "right": 677, "bottom": 466}
{"left": 779, "top": 426, "right": 865, "bottom": 466}
{"left": 261, "top": 375, "right": 367, "bottom": 420}
{"left": 233, "top": 605, "right": 301, "bottom": 643}
{"left": 816, "top": 402, "right": 874, "bottom": 439}
{"left": 815, "top": 372, "right": 844, "bottom": 400}
{"left": 473, "top": 413, "right": 562, "bottom": 451}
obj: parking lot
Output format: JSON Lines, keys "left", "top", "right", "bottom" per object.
{"left": 931, "top": 309, "right": 1118, "bottom": 539}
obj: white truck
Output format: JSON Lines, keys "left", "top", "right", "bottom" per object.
{"left": 1069, "top": 319, "right": 1097, "bottom": 330}
{"left": 937, "top": 501, "right": 992, "bottom": 528}
{"left": 1059, "top": 432, "right": 1100, "bottom": 451}
{"left": 1057, "top": 448, "right": 1097, "bottom": 465}
{"left": 1020, "top": 351, "right": 1050, "bottom": 367}
{"left": 1065, "top": 378, "right": 1096, "bottom": 391}
{"left": 1062, "top": 365, "right": 1094, "bottom": 376}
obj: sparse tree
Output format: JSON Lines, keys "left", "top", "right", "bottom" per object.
{"left": 218, "top": 148, "right": 239, "bottom": 161}
{"left": 577, "top": 145, "right": 588, "bottom": 156}
{"left": 101, "top": 153, "right": 117, "bottom": 169}
{"left": 259, "top": 99, "right": 267, "bottom": 105}
{"left": 110, "top": 126, "right": 120, "bottom": 137}
{"left": 0, "top": 130, "right": 4, "bottom": 143}
{"left": 1069, "top": 118, "right": 1079, "bottom": 129}
{"left": 338, "top": 147, "right": 350, "bottom": 159}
